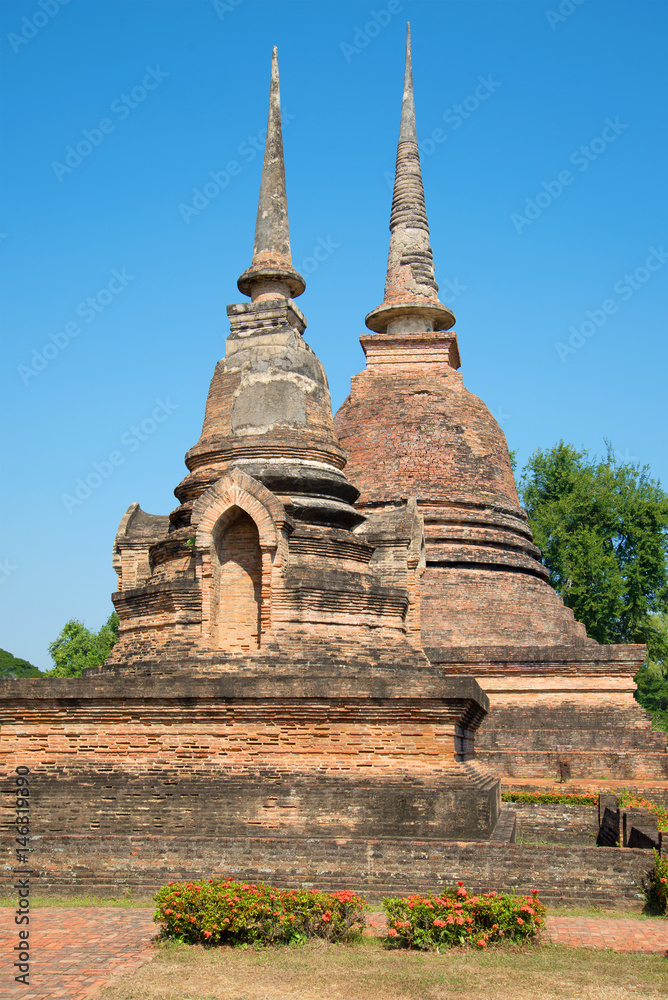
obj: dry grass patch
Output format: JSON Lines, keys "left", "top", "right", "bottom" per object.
{"left": 101, "top": 937, "right": 668, "bottom": 1000}
{"left": 0, "top": 893, "right": 152, "bottom": 908}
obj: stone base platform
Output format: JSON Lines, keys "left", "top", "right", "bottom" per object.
{"left": 1, "top": 834, "right": 652, "bottom": 908}
{"left": 0, "top": 656, "right": 500, "bottom": 871}
{"left": 426, "top": 644, "right": 667, "bottom": 788}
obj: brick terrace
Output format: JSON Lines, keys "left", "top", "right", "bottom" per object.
{"left": 1, "top": 907, "right": 666, "bottom": 999}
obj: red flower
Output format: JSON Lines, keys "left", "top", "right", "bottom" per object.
{"left": 388, "top": 928, "right": 398, "bottom": 937}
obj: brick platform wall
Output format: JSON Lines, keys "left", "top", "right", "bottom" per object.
{"left": 0, "top": 671, "right": 499, "bottom": 844}
{"left": 2, "top": 835, "right": 650, "bottom": 908}
{"left": 510, "top": 803, "right": 599, "bottom": 846}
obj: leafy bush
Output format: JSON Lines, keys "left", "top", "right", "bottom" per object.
{"left": 382, "top": 884, "right": 547, "bottom": 951}
{"left": 154, "top": 877, "right": 366, "bottom": 946}
{"left": 501, "top": 792, "right": 598, "bottom": 806}
{"left": 641, "top": 850, "right": 668, "bottom": 915}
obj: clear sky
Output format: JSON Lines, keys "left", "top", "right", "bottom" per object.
{"left": 1, "top": 0, "right": 666, "bottom": 670}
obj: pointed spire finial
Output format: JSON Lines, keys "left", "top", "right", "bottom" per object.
{"left": 238, "top": 47, "right": 305, "bottom": 301}
{"left": 399, "top": 22, "right": 416, "bottom": 143}
{"left": 365, "top": 23, "right": 456, "bottom": 336}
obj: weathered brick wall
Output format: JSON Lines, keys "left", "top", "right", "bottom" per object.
{"left": 1, "top": 835, "right": 650, "bottom": 908}
{"left": 421, "top": 567, "right": 586, "bottom": 646}
{"left": 426, "top": 646, "right": 667, "bottom": 787}
{"left": 510, "top": 803, "right": 599, "bottom": 846}
{"left": 0, "top": 670, "right": 499, "bottom": 844}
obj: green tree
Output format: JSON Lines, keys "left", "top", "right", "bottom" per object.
{"left": 0, "top": 649, "right": 42, "bottom": 678}
{"left": 46, "top": 611, "right": 119, "bottom": 677}
{"left": 633, "top": 613, "right": 668, "bottom": 732}
{"left": 519, "top": 442, "right": 668, "bottom": 658}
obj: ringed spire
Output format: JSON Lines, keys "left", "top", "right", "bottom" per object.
{"left": 237, "top": 46, "right": 305, "bottom": 302}
{"left": 365, "top": 23, "right": 455, "bottom": 335}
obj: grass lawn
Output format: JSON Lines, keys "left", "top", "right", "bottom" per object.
{"left": 99, "top": 935, "right": 668, "bottom": 1000}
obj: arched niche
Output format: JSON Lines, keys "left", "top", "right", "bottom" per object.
{"left": 192, "top": 469, "right": 294, "bottom": 651}
{"left": 210, "top": 506, "right": 262, "bottom": 652}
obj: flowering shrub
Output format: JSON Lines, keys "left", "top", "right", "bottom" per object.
{"left": 641, "top": 850, "right": 668, "bottom": 915}
{"left": 382, "top": 884, "right": 547, "bottom": 951}
{"left": 501, "top": 789, "right": 668, "bottom": 828}
{"left": 618, "top": 790, "right": 668, "bottom": 830}
{"left": 153, "top": 878, "right": 365, "bottom": 946}
{"left": 501, "top": 792, "right": 597, "bottom": 806}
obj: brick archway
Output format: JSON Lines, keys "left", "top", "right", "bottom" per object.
{"left": 192, "top": 469, "right": 292, "bottom": 649}
{"left": 210, "top": 506, "right": 262, "bottom": 652}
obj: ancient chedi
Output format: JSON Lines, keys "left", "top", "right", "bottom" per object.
{"left": 335, "top": 26, "right": 667, "bottom": 791}
{"left": 109, "top": 46, "right": 428, "bottom": 665}
{"left": 0, "top": 45, "right": 503, "bottom": 901}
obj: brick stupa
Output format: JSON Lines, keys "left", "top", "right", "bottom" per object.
{"left": 0, "top": 46, "right": 503, "bottom": 899}
{"left": 1, "top": 32, "right": 664, "bottom": 902}
{"left": 335, "top": 25, "right": 667, "bottom": 792}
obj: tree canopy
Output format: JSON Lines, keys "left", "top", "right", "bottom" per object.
{"left": 633, "top": 613, "right": 668, "bottom": 733}
{"left": 519, "top": 441, "right": 668, "bottom": 657}
{"left": 0, "top": 649, "right": 42, "bottom": 678}
{"left": 518, "top": 441, "right": 668, "bottom": 730}
{"left": 46, "top": 611, "right": 119, "bottom": 677}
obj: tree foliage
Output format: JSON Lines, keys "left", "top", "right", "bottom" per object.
{"left": 519, "top": 441, "right": 668, "bottom": 656}
{"left": 46, "top": 612, "right": 119, "bottom": 677}
{"left": 633, "top": 613, "right": 668, "bottom": 732}
{"left": 0, "top": 649, "right": 42, "bottom": 678}
{"left": 518, "top": 442, "right": 668, "bottom": 731}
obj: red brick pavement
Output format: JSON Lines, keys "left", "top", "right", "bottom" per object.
{"left": 541, "top": 915, "right": 668, "bottom": 954}
{"left": 1, "top": 907, "right": 666, "bottom": 999}
{"left": 0, "top": 907, "right": 156, "bottom": 1000}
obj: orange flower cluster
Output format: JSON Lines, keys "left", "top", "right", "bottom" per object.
{"left": 154, "top": 877, "right": 366, "bottom": 947}
{"left": 383, "top": 884, "right": 547, "bottom": 951}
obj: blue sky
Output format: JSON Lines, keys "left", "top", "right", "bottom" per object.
{"left": 1, "top": 0, "right": 666, "bottom": 670}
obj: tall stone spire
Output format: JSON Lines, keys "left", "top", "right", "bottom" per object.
{"left": 365, "top": 23, "right": 455, "bottom": 335}
{"left": 237, "top": 47, "right": 305, "bottom": 302}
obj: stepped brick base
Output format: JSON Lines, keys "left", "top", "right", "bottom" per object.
{"left": 426, "top": 645, "right": 668, "bottom": 788}
{"left": 0, "top": 658, "right": 499, "bottom": 876}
